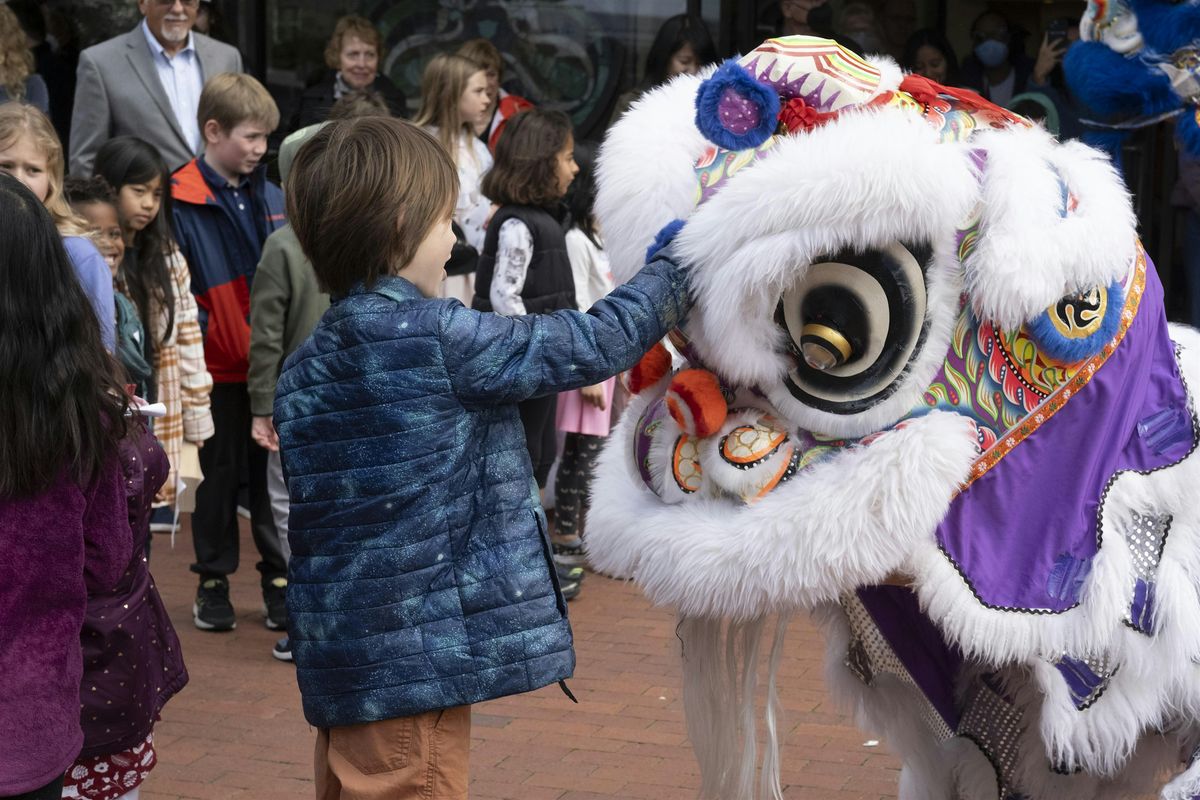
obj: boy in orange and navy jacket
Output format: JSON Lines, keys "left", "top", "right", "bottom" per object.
{"left": 171, "top": 72, "right": 287, "bottom": 635}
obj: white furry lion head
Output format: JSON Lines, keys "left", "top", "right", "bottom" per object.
{"left": 597, "top": 36, "right": 1135, "bottom": 441}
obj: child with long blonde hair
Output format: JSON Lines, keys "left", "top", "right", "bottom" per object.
{"left": 413, "top": 52, "right": 493, "bottom": 303}
{"left": 0, "top": 103, "right": 114, "bottom": 350}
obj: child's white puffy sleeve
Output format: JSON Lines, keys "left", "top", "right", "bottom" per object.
{"left": 489, "top": 219, "right": 533, "bottom": 316}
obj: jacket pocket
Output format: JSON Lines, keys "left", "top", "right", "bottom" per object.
{"left": 533, "top": 509, "right": 567, "bottom": 616}
{"left": 329, "top": 716, "right": 413, "bottom": 774}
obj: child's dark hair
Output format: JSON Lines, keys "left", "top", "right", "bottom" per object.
{"left": 93, "top": 136, "right": 176, "bottom": 351}
{"left": 63, "top": 175, "right": 118, "bottom": 208}
{"left": 287, "top": 117, "right": 459, "bottom": 295}
{"left": 644, "top": 14, "right": 717, "bottom": 87}
{"left": 567, "top": 140, "right": 600, "bottom": 248}
{"left": 0, "top": 173, "right": 128, "bottom": 497}
{"left": 482, "top": 109, "right": 573, "bottom": 209}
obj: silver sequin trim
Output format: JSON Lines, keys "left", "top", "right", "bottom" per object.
{"left": 1124, "top": 511, "right": 1171, "bottom": 582}
{"left": 841, "top": 594, "right": 955, "bottom": 741}
{"left": 957, "top": 677, "right": 1023, "bottom": 797}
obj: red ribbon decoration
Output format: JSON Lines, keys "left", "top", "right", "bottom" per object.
{"left": 898, "top": 73, "right": 1023, "bottom": 124}
{"left": 777, "top": 97, "right": 841, "bottom": 134}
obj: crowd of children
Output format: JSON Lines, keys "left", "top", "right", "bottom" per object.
{"left": 0, "top": 13, "right": 686, "bottom": 795}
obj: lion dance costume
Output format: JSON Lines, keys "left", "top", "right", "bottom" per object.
{"left": 1064, "top": 0, "right": 1200, "bottom": 165}
{"left": 589, "top": 36, "right": 1200, "bottom": 800}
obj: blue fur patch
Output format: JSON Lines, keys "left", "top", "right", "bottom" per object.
{"left": 1027, "top": 280, "right": 1125, "bottom": 362}
{"left": 1132, "top": 1, "right": 1200, "bottom": 57}
{"left": 1081, "top": 129, "right": 1132, "bottom": 175}
{"left": 646, "top": 219, "right": 686, "bottom": 264}
{"left": 1063, "top": 41, "right": 1179, "bottom": 121}
{"left": 693, "top": 60, "right": 779, "bottom": 151}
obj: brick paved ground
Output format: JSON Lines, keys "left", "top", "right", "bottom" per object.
{"left": 139, "top": 519, "right": 902, "bottom": 800}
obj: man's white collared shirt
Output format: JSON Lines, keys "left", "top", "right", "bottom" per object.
{"left": 141, "top": 19, "right": 204, "bottom": 155}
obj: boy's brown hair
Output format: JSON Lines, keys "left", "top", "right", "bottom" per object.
{"left": 197, "top": 72, "right": 280, "bottom": 133}
{"left": 481, "top": 108, "right": 573, "bottom": 209}
{"left": 457, "top": 38, "right": 502, "bottom": 78}
{"left": 286, "top": 117, "right": 458, "bottom": 295}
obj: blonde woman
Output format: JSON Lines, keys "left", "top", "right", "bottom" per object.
{"left": 0, "top": 4, "right": 48, "bottom": 112}
{"left": 288, "top": 14, "right": 406, "bottom": 130}
{"left": 413, "top": 52, "right": 493, "bottom": 303}
{"left": 0, "top": 103, "right": 114, "bottom": 350}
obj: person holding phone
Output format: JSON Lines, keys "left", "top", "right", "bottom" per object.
{"left": 1033, "top": 18, "right": 1072, "bottom": 88}
{"left": 1010, "top": 17, "right": 1084, "bottom": 141}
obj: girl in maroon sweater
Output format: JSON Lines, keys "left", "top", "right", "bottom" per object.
{"left": 0, "top": 175, "right": 131, "bottom": 798}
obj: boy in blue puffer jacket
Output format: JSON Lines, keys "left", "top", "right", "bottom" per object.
{"left": 273, "top": 117, "right": 691, "bottom": 798}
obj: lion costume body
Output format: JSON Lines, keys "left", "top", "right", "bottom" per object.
{"left": 588, "top": 36, "right": 1200, "bottom": 800}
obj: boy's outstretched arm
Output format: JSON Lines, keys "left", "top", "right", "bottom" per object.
{"left": 442, "top": 246, "right": 690, "bottom": 406}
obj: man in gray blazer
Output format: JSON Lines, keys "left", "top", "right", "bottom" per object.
{"left": 69, "top": 0, "right": 242, "bottom": 175}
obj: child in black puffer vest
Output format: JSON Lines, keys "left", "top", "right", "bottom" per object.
{"left": 472, "top": 109, "right": 584, "bottom": 592}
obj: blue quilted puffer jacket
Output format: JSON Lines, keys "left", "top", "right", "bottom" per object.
{"left": 274, "top": 252, "right": 688, "bottom": 728}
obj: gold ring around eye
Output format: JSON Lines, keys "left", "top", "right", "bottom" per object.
{"left": 801, "top": 323, "right": 854, "bottom": 363}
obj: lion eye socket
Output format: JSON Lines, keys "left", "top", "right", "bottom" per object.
{"left": 778, "top": 241, "right": 931, "bottom": 415}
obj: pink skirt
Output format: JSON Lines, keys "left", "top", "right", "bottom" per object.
{"left": 557, "top": 377, "right": 616, "bottom": 436}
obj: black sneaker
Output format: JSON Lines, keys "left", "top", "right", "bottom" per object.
{"left": 555, "top": 560, "right": 585, "bottom": 585}
{"left": 193, "top": 577, "right": 236, "bottom": 631}
{"left": 561, "top": 578, "right": 582, "bottom": 602}
{"left": 148, "top": 506, "right": 175, "bottom": 533}
{"left": 552, "top": 536, "right": 587, "bottom": 567}
{"left": 272, "top": 636, "right": 293, "bottom": 662}
{"left": 263, "top": 576, "right": 287, "bottom": 631}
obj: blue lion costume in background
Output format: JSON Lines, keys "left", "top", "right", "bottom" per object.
{"left": 1064, "top": 0, "right": 1200, "bottom": 166}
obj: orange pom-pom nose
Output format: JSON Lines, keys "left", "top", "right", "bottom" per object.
{"left": 665, "top": 369, "right": 728, "bottom": 438}
{"left": 629, "top": 341, "right": 672, "bottom": 395}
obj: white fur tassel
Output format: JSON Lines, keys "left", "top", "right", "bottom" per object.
{"left": 679, "top": 614, "right": 791, "bottom": 800}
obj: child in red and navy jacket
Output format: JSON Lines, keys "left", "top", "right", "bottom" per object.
{"left": 170, "top": 72, "right": 288, "bottom": 635}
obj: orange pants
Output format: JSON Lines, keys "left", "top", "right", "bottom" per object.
{"left": 314, "top": 705, "right": 471, "bottom": 800}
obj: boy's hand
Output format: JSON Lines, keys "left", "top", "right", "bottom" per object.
{"left": 581, "top": 384, "right": 608, "bottom": 410}
{"left": 252, "top": 415, "right": 279, "bottom": 452}
{"left": 645, "top": 219, "right": 686, "bottom": 264}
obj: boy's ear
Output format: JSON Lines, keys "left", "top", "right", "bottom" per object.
{"left": 201, "top": 119, "right": 224, "bottom": 146}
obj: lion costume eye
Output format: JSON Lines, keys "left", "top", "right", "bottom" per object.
{"left": 777, "top": 241, "right": 931, "bottom": 414}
